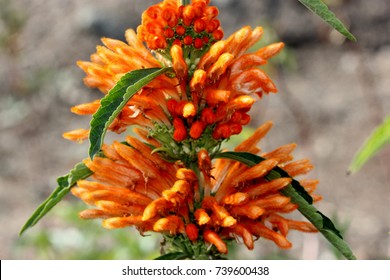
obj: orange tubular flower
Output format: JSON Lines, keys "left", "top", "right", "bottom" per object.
{"left": 67, "top": 0, "right": 320, "bottom": 259}
{"left": 72, "top": 122, "right": 320, "bottom": 256}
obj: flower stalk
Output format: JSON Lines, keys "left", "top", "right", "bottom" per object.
{"left": 20, "top": 0, "right": 356, "bottom": 260}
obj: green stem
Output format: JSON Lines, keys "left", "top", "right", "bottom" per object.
{"left": 180, "top": 0, "right": 191, "bottom": 6}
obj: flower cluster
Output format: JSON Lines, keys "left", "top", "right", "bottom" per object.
{"left": 66, "top": 0, "right": 320, "bottom": 258}
{"left": 71, "top": 122, "right": 320, "bottom": 257}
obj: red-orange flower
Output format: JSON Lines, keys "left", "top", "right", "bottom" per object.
{"left": 67, "top": 0, "right": 320, "bottom": 258}
{"left": 71, "top": 122, "right": 320, "bottom": 255}
{"left": 64, "top": 0, "right": 284, "bottom": 166}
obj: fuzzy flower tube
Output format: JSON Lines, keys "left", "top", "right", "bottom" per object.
{"left": 21, "top": 0, "right": 356, "bottom": 260}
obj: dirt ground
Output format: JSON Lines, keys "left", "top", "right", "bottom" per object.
{"left": 1, "top": 0, "right": 389, "bottom": 259}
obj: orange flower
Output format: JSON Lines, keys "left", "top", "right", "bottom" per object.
{"left": 71, "top": 122, "right": 320, "bottom": 255}
{"left": 65, "top": 0, "right": 284, "bottom": 165}
{"left": 68, "top": 0, "right": 319, "bottom": 257}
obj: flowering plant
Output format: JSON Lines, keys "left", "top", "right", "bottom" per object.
{"left": 21, "top": 0, "right": 356, "bottom": 260}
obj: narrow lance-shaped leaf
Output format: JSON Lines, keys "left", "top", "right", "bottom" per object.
{"left": 19, "top": 162, "right": 93, "bottom": 236}
{"left": 215, "top": 151, "right": 356, "bottom": 260}
{"left": 89, "top": 67, "right": 173, "bottom": 159}
{"left": 349, "top": 115, "right": 390, "bottom": 173}
{"left": 298, "top": 0, "right": 357, "bottom": 42}
{"left": 216, "top": 151, "right": 313, "bottom": 204}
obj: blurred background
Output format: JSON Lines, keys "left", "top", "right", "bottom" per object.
{"left": 0, "top": 0, "right": 389, "bottom": 259}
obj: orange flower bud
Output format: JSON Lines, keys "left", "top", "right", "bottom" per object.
{"left": 145, "top": 6, "right": 161, "bottom": 20}
{"left": 229, "top": 123, "right": 242, "bottom": 135}
{"left": 204, "top": 6, "right": 219, "bottom": 19}
{"left": 205, "top": 89, "right": 231, "bottom": 107}
{"left": 194, "top": 37, "right": 204, "bottom": 49}
{"left": 200, "top": 108, "right": 216, "bottom": 124}
{"left": 153, "top": 215, "right": 185, "bottom": 235}
{"left": 194, "top": 208, "right": 210, "bottom": 225}
{"left": 183, "top": 5, "right": 196, "bottom": 21}
{"left": 221, "top": 192, "right": 249, "bottom": 205}
{"left": 162, "top": 8, "right": 178, "bottom": 27}
{"left": 142, "top": 197, "right": 173, "bottom": 221}
{"left": 207, "top": 53, "right": 234, "bottom": 82}
{"left": 190, "top": 121, "right": 206, "bottom": 139}
{"left": 163, "top": 27, "right": 175, "bottom": 38}
{"left": 190, "top": 69, "right": 207, "bottom": 92}
{"left": 182, "top": 102, "right": 196, "bottom": 118}
{"left": 227, "top": 95, "right": 255, "bottom": 111}
{"left": 203, "top": 229, "right": 228, "bottom": 254}
{"left": 212, "top": 123, "right": 231, "bottom": 139}
{"left": 176, "top": 25, "right": 186, "bottom": 36}
{"left": 194, "top": 18, "right": 206, "bottom": 33}
{"left": 240, "top": 112, "right": 251, "bottom": 125}
{"left": 185, "top": 223, "right": 199, "bottom": 242}
{"left": 183, "top": 35, "right": 193, "bottom": 45}
{"left": 212, "top": 29, "right": 224, "bottom": 40}
{"left": 167, "top": 99, "right": 178, "bottom": 117}
{"left": 171, "top": 44, "right": 188, "bottom": 79}
{"left": 173, "top": 117, "right": 187, "bottom": 142}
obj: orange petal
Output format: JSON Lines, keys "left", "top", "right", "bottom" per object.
{"left": 194, "top": 208, "right": 211, "bottom": 225}
{"left": 62, "top": 128, "right": 89, "bottom": 143}
{"left": 207, "top": 53, "right": 234, "bottom": 82}
{"left": 221, "top": 192, "right": 249, "bottom": 205}
{"left": 103, "top": 216, "right": 143, "bottom": 229}
{"left": 256, "top": 42, "right": 285, "bottom": 60}
{"left": 230, "top": 205, "right": 265, "bottom": 219}
{"left": 203, "top": 229, "right": 228, "bottom": 254}
{"left": 244, "top": 221, "right": 292, "bottom": 249}
{"left": 233, "top": 224, "right": 254, "bottom": 250}
{"left": 282, "top": 159, "right": 314, "bottom": 177}
{"left": 234, "top": 122, "right": 273, "bottom": 152}
{"left": 142, "top": 197, "right": 174, "bottom": 221}
{"left": 153, "top": 215, "right": 185, "bottom": 234}
{"left": 245, "top": 177, "right": 292, "bottom": 197}
{"left": 71, "top": 100, "right": 101, "bottom": 115}
{"left": 190, "top": 69, "right": 207, "bottom": 92}
{"left": 249, "top": 195, "right": 291, "bottom": 210}
{"left": 171, "top": 44, "right": 188, "bottom": 79}
{"left": 230, "top": 158, "right": 280, "bottom": 186}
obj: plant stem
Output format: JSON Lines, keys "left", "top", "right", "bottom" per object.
{"left": 180, "top": 0, "right": 191, "bottom": 6}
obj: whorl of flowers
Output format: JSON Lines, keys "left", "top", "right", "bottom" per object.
{"left": 65, "top": 0, "right": 320, "bottom": 258}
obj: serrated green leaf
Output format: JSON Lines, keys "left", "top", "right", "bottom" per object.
{"left": 349, "top": 116, "right": 390, "bottom": 173}
{"left": 298, "top": 0, "right": 357, "bottom": 42}
{"left": 214, "top": 151, "right": 356, "bottom": 259}
{"left": 89, "top": 67, "right": 173, "bottom": 159}
{"left": 19, "top": 162, "right": 93, "bottom": 236}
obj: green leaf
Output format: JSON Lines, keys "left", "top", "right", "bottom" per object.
{"left": 154, "top": 252, "right": 189, "bottom": 260}
{"left": 215, "top": 151, "right": 356, "bottom": 260}
{"left": 89, "top": 67, "right": 173, "bottom": 159}
{"left": 349, "top": 116, "right": 390, "bottom": 173}
{"left": 19, "top": 162, "right": 93, "bottom": 236}
{"left": 298, "top": 0, "right": 357, "bottom": 42}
